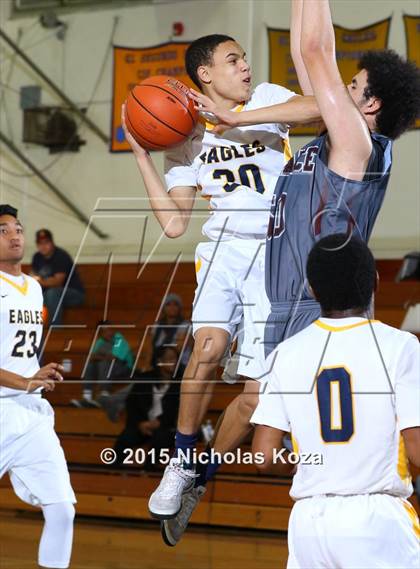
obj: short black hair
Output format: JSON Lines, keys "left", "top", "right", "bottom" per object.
{"left": 359, "top": 50, "right": 420, "bottom": 139}
{"left": 185, "top": 34, "right": 236, "bottom": 89}
{"left": 0, "top": 204, "right": 18, "bottom": 218}
{"left": 306, "top": 234, "right": 376, "bottom": 313}
{"left": 35, "top": 228, "right": 53, "bottom": 243}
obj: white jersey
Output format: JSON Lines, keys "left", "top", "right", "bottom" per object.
{"left": 164, "top": 82, "right": 296, "bottom": 241}
{"left": 0, "top": 271, "right": 43, "bottom": 398}
{"left": 252, "top": 317, "right": 420, "bottom": 500}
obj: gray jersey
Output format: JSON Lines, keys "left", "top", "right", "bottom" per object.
{"left": 266, "top": 133, "right": 392, "bottom": 303}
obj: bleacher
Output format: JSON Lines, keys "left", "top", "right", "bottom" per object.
{"left": 0, "top": 259, "right": 419, "bottom": 528}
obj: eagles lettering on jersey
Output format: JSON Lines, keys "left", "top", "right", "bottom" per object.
{"left": 9, "top": 309, "right": 43, "bottom": 325}
{"left": 199, "top": 140, "right": 266, "bottom": 164}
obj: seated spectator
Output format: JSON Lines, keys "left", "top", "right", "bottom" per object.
{"left": 31, "top": 229, "right": 85, "bottom": 325}
{"left": 148, "top": 293, "right": 189, "bottom": 369}
{"left": 71, "top": 320, "right": 134, "bottom": 408}
{"left": 101, "top": 296, "right": 192, "bottom": 421}
{"left": 113, "top": 346, "right": 181, "bottom": 467}
{"left": 100, "top": 324, "right": 192, "bottom": 423}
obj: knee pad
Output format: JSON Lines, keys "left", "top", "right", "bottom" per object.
{"left": 39, "top": 502, "right": 75, "bottom": 568}
{"left": 43, "top": 501, "right": 75, "bottom": 527}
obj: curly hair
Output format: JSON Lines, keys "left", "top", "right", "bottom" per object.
{"left": 359, "top": 50, "right": 420, "bottom": 139}
{"left": 185, "top": 34, "right": 235, "bottom": 89}
{"left": 306, "top": 234, "right": 377, "bottom": 314}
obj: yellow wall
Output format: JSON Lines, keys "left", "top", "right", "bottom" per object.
{"left": 0, "top": 0, "right": 418, "bottom": 263}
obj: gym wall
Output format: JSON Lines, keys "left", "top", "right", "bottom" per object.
{"left": 0, "top": 0, "right": 418, "bottom": 263}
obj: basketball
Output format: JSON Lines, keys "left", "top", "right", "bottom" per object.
{"left": 125, "top": 75, "right": 199, "bottom": 150}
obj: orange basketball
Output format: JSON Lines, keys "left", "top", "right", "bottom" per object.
{"left": 125, "top": 75, "right": 198, "bottom": 151}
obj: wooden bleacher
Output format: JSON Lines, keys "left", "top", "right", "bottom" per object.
{"left": 0, "top": 259, "right": 419, "bottom": 529}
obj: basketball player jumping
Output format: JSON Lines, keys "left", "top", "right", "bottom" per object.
{"left": 252, "top": 234, "right": 420, "bottom": 568}
{"left": 0, "top": 204, "right": 75, "bottom": 569}
{"left": 122, "top": 34, "right": 321, "bottom": 520}
{"left": 160, "top": 0, "right": 420, "bottom": 546}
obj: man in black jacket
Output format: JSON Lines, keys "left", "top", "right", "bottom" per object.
{"left": 114, "top": 346, "right": 182, "bottom": 467}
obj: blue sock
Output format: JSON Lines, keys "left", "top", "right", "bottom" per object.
{"left": 195, "top": 446, "right": 210, "bottom": 487}
{"left": 174, "top": 431, "right": 197, "bottom": 470}
{"left": 205, "top": 460, "right": 221, "bottom": 483}
{"left": 195, "top": 446, "right": 222, "bottom": 487}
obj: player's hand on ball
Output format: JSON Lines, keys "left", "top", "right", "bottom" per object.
{"left": 121, "top": 103, "right": 148, "bottom": 157}
{"left": 27, "top": 363, "right": 64, "bottom": 393}
{"left": 188, "top": 88, "right": 239, "bottom": 133}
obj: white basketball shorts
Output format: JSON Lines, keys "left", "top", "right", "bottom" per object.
{"left": 0, "top": 394, "right": 76, "bottom": 506}
{"left": 287, "top": 494, "right": 420, "bottom": 568}
{"left": 192, "top": 239, "right": 270, "bottom": 380}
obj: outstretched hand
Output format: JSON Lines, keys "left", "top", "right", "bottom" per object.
{"left": 188, "top": 89, "right": 239, "bottom": 134}
{"left": 27, "top": 362, "right": 64, "bottom": 393}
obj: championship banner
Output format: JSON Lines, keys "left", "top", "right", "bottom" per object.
{"left": 268, "top": 17, "right": 391, "bottom": 136}
{"left": 111, "top": 42, "right": 192, "bottom": 152}
{"left": 403, "top": 15, "right": 420, "bottom": 129}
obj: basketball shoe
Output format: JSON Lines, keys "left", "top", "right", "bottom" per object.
{"left": 148, "top": 458, "right": 196, "bottom": 519}
{"left": 161, "top": 485, "right": 206, "bottom": 546}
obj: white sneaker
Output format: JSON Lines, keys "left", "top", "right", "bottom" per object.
{"left": 161, "top": 486, "right": 206, "bottom": 546}
{"left": 148, "top": 458, "right": 196, "bottom": 519}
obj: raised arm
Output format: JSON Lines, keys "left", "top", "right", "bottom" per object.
{"left": 290, "top": 0, "right": 313, "bottom": 95}
{"left": 189, "top": 89, "right": 320, "bottom": 131}
{"left": 300, "top": 0, "right": 372, "bottom": 180}
{"left": 122, "top": 104, "right": 196, "bottom": 239}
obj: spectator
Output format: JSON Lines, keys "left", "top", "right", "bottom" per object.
{"left": 31, "top": 229, "right": 85, "bottom": 325}
{"left": 113, "top": 346, "right": 181, "bottom": 467}
{"left": 149, "top": 293, "right": 190, "bottom": 369}
{"left": 101, "top": 295, "right": 192, "bottom": 420}
{"left": 71, "top": 320, "right": 134, "bottom": 408}
{"left": 101, "top": 313, "right": 193, "bottom": 423}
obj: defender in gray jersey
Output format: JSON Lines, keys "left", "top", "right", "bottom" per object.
{"left": 264, "top": 130, "right": 392, "bottom": 354}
